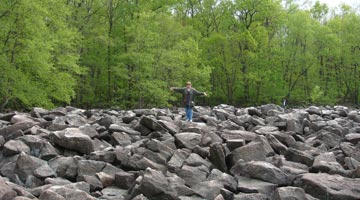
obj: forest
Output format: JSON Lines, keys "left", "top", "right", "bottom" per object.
{"left": 1, "top": 0, "right": 360, "bottom": 111}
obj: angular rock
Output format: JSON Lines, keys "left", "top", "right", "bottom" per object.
{"left": 94, "top": 117, "right": 113, "bottom": 129}
{"left": 115, "top": 171, "right": 137, "bottom": 190}
{"left": 184, "top": 153, "right": 212, "bottom": 168}
{"left": 13, "top": 197, "right": 35, "bottom": 200}
{"left": 125, "top": 154, "right": 167, "bottom": 171}
{"left": 286, "top": 118, "right": 303, "bottom": 135}
{"left": 158, "top": 120, "right": 180, "bottom": 135}
{"left": 0, "top": 178, "right": 17, "bottom": 200}
{"left": 344, "top": 157, "right": 360, "bottom": 170}
{"left": 49, "top": 128, "right": 94, "bottom": 154}
{"left": 39, "top": 190, "right": 66, "bottom": 200}
{"left": 0, "top": 121, "right": 38, "bottom": 139}
{"left": 246, "top": 107, "right": 262, "bottom": 116}
{"left": 252, "top": 135, "right": 275, "bottom": 156}
{"left": 202, "top": 131, "right": 223, "bottom": 146}
{"left": 266, "top": 134, "right": 288, "bottom": 155}
{"left": 236, "top": 176, "right": 277, "bottom": 195}
{"left": 112, "top": 132, "right": 132, "bottom": 146}
{"left": 44, "top": 177, "right": 72, "bottom": 185}
{"left": 208, "top": 169, "right": 237, "bottom": 193}
{"left": 40, "top": 185, "right": 95, "bottom": 200}
{"left": 100, "top": 187, "right": 127, "bottom": 200}
{"left": 78, "top": 175, "right": 103, "bottom": 192}
{"left": 306, "top": 106, "right": 321, "bottom": 115}
{"left": 34, "top": 164, "right": 56, "bottom": 179}
{"left": 295, "top": 173, "right": 360, "bottom": 200}
{"left": 164, "top": 172, "right": 195, "bottom": 197}
{"left": 177, "top": 165, "right": 209, "bottom": 187}
{"left": 219, "top": 130, "right": 257, "bottom": 142}
{"left": 345, "top": 133, "right": 360, "bottom": 145}
{"left": 89, "top": 148, "right": 116, "bottom": 163}
{"left": 192, "top": 180, "right": 224, "bottom": 200}
{"left": 168, "top": 149, "right": 190, "bottom": 172}
{"left": 233, "top": 161, "right": 291, "bottom": 185}
{"left": 340, "top": 142, "right": 360, "bottom": 162}
{"left": 64, "top": 114, "right": 87, "bottom": 127}
{"left": 137, "top": 168, "right": 177, "bottom": 199}
{"left": 48, "top": 156, "right": 79, "bottom": 181}
{"left": 122, "top": 111, "right": 137, "bottom": 124}
{"left": 310, "top": 152, "right": 344, "bottom": 173}
{"left": 228, "top": 142, "right": 267, "bottom": 166}
{"left": 209, "top": 142, "right": 228, "bottom": 172}
{"left": 132, "top": 194, "right": 149, "bottom": 200}
{"left": 254, "top": 125, "right": 279, "bottom": 135}
{"left": 15, "top": 152, "right": 47, "bottom": 182}
{"left": 3, "top": 140, "right": 30, "bottom": 156}
{"left": 260, "top": 104, "right": 284, "bottom": 115}
{"left": 79, "top": 124, "right": 99, "bottom": 138}
{"left": 175, "top": 132, "right": 202, "bottom": 150}
{"left": 226, "top": 139, "right": 246, "bottom": 151}
{"left": 313, "top": 130, "right": 342, "bottom": 149}
{"left": 109, "top": 124, "right": 141, "bottom": 136}
{"left": 285, "top": 148, "right": 314, "bottom": 167}
{"left": 140, "top": 116, "right": 167, "bottom": 132}
{"left": 24, "top": 174, "right": 44, "bottom": 188}
{"left": 271, "top": 186, "right": 308, "bottom": 200}
{"left": 77, "top": 160, "right": 106, "bottom": 179}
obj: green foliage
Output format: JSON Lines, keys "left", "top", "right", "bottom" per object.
{"left": 310, "top": 85, "right": 324, "bottom": 104}
{"left": 0, "top": 0, "right": 81, "bottom": 110}
{"left": 1, "top": 0, "right": 360, "bottom": 110}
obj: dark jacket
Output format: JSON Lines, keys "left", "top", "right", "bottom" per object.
{"left": 172, "top": 87, "right": 206, "bottom": 106}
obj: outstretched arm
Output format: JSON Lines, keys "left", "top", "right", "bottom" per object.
{"left": 170, "top": 87, "right": 185, "bottom": 93}
{"left": 192, "top": 88, "right": 207, "bottom": 96}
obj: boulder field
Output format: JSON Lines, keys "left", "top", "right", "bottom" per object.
{"left": 0, "top": 104, "right": 360, "bottom": 200}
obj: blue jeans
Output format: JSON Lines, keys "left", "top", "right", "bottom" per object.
{"left": 185, "top": 105, "right": 193, "bottom": 121}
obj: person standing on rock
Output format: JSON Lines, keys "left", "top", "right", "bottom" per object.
{"left": 170, "top": 81, "right": 207, "bottom": 122}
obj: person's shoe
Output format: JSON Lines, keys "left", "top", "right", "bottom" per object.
{"left": 189, "top": 120, "right": 193, "bottom": 122}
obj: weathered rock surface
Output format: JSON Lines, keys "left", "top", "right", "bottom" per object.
{"left": 294, "top": 173, "right": 360, "bottom": 200}
{"left": 0, "top": 104, "right": 360, "bottom": 199}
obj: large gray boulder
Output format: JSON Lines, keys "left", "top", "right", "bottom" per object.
{"left": 285, "top": 148, "right": 314, "bottom": 167}
{"left": 208, "top": 169, "right": 238, "bottom": 193}
{"left": 310, "top": 152, "right": 345, "bottom": 174}
{"left": 14, "top": 152, "right": 53, "bottom": 183}
{"left": 48, "top": 156, "right": 79, "bottom": 181}
{"left": 236, "top": 176, "right": 277, "bottom": 195}
{"left": 271, "top": 186, "right": 309, "bottom": 200}
{"left": 175, "top": 132, "right": 202, "bottom": 150}
{"left": 168, "top": 149, "right": 190, "bottom": 172}
{"left": 3, "top": 140, "right": 30, "bottom": 156}
{"left": 39, "top": 184, "right": 95, "bottom": 200}
{"left": 0, "top": 177, "right": 17, "bottom": 200}
{"left": 0, "top": 121, "right": 38, "bottom": 140}
{"left": 177, "top": 165, "right": 209, "bottom": 187}
{"left": 100, "top": 187, "right": 127, "bottom": 200}
{"left": 191, "top": 180, "right": 224, "bottom": 200}
{"left": 49, "top": 128, "right": 94, "bottom": 154}
{"left": 158, "top": 120, "right": 180, "bottom": 135}
{"left": 232, "top": 161, "right": 291, "bottom": 185}
{"left": 209, "top": 142, "right": 228, "bottom": 172}
{"left": 134, "top": 168, "right": 179, "bottom": 200}
{"left": 260, "top": 104, "right": 284, "bottom": 115}
{"left": 219, "top": 130, "right": 257, "bottom": 142}
{"left": 294, "top": 173, "right": 360, "bottom": 200}
{"left": 228, "top": 142, "right": 267, "bottom": 166}
{"left": 140, "top": 116, "right": 167, "bottom": 132}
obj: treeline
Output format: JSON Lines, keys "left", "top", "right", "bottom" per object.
{"left": 1, "top": 0, "right": 360, "bottom": 110}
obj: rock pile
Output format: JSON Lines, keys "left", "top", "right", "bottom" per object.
{"left": 0, "top": 104, "right": 360, "bottom": 199}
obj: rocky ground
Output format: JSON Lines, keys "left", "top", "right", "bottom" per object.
{"left": 0, "top": 104, "right": 360, "bottom": 200}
